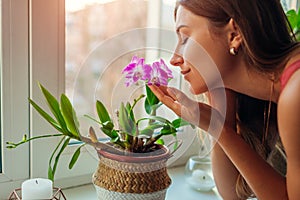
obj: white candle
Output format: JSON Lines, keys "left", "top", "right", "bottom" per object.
{"left": 21, "top": 178, "right": 53, "bottom": 200}
{"left": 186, "top": 169, "right": 215, "bottom": 191}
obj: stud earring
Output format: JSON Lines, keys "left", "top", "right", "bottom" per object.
{"left": 229, "top": 47, "right": 238, "bottom": 56}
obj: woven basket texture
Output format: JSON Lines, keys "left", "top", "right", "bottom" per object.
{"left": 93, "top": 155, "right": 171, "bottom": 193}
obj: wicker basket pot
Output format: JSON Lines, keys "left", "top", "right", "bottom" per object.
{"left": 93, "top": 145, "right": 172, "bottom": 200}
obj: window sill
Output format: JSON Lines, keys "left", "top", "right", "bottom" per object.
{"left": 62, "top": 166, "right": 222, "bottom": 200}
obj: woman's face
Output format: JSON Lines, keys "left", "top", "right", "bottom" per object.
{"left": 171, "top": 5, "right": 231, "bottom": 94}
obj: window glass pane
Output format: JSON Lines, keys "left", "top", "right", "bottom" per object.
{"left": 65, "top": 0, "right": 178, "bottom": 136}
{"left": 65, "top": 0, "right": 196, "bottom": 165}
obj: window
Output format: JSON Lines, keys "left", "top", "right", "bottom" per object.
{"left": 288, "top": 0, "right": 299, "bottom": 10}
{"left": 65, "top": 0, "right": 194, "bottom": 181}
{"left": 64, "top": 0, "right": 197, "bottom": 172}
{"left": 29, "top": 0, "right": 195, "bottom": 190}
{"left": 280, "top": 0, "right": 299, "bottom": 11}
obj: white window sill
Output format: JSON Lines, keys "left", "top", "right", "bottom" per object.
{"left": 63, "top": 166, "right": 222, "bottom": 200}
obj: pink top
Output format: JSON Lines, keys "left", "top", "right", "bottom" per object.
{"left": 280, "top": 60, "right": 300, "bottom": 91}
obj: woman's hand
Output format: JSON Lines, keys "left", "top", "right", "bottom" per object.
{"left": 149, "top": 85, "right": 225, "bottom": 138}
{"left": 149, "top": 85, "right": 197, "bottom": 121}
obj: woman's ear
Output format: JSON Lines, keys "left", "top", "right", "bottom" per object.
{"left": 226, "top": 18, "right": 242, "bottom": 50}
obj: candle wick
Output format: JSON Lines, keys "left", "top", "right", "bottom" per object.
{"left": 36, "top": 180, "right": 38, "bottom": 184}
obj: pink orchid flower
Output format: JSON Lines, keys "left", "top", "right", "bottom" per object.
{"left": 122, "top": 56, "right": 172, "bottom": 87}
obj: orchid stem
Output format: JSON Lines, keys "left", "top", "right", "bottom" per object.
{"left": 6, "top": 133, "right": 63, "bottom": 148}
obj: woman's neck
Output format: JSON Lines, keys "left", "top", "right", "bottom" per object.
{"left": 224, "top": 62, "right": 281, "bottom": 103}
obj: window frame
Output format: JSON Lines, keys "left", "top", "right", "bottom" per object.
{"left": 29, "top": 0, "right": 98, "bottom": 188}
{"left": 0, "top": 0, "right": 30, "bottom": 196}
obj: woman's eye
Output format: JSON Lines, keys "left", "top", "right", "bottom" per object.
{"left": 181, "top": 37, "right": 188, "bottom": 45}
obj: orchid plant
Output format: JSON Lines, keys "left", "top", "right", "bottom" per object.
{"left": 6, "top": 56, "right": 193, "bottom": 182}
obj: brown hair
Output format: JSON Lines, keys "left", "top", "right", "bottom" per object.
{"left": 236, "top": 93, "right": 286, "bottom": 199}
{"left": 175, "top": 0, "right": 291, "bottom": 198}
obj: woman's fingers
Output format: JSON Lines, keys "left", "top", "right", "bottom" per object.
{"left": 166, "top": 87, "right": 194, "bottom": 107}
{"left": 149, "top": 85, "right": 225, "bottom": 138}
{"left": 149, "top": 85, "right": 183, "bottom": 116}
{"left": 149, "top": 85, "right": 202, "bottom": 124}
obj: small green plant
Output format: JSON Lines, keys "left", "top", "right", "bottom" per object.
{"left": 6, "top": 56, "right": 193, "bottom": 182}
{"left": 286, "top": 8, "right": 300, "bottom": 40}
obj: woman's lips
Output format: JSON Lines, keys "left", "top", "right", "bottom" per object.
{"left": 181, "top": 68, "right": 191, "bottom": 75}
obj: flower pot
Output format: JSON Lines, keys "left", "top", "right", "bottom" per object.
{"left": 92, "top": 145, "right": 172, "bottom": 200}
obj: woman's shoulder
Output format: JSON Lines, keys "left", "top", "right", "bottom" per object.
{"left": 280, "top": 54, "right": 300, "bottom": 92}
{"left": 278, "top": 55, "right": 300, "bottom": 112}
{"left": 277, "top": 55, "right": 300, "bottom": 149}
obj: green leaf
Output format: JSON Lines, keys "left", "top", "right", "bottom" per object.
{"left": 60, "top": 94, "right": 80, "bottom": 139}
{"left": 38, "top": 83, "right": 68, "bottom": 134}
{"left": 110, "top": 135, "right": 120, "bottom": 143}
{"left": 29, "top": 98, "right": 63, "bottom": 133}
{"left": 53, "top": 137, "right": 70, "bottom": 176}
{"left": 155, "top": 138, "right": 164, "bottom": 145}
{"left": 287, "top": 9, "right": 297, "bottom": 28}
{"left": 147, "top": 116, "right": 171, "bottom": 124}
{"left": 48, "top": 136, "right": 70, "bottom": 182}
{"left": 69, "top": 144, "right": 84, "bottom": 169}
{"left": 48, "top": 166, "right": 54, "bottom": 182}
{"left": 101, "top": 125, "right": 118, "bottom": 139}
{"left": 118, "top": 102, "right": 136, "bottom": 134}
{"left": 102, "top": 121, "right": 114, "bottom": 130}
{"left": 96, "top": 100, "right": 111, "bottom": 123}
{"left": 125, "top": 102, "right": 135, "bottom": 122}
{"left": 140, "top": 123, "right": 165, "bottom": 136}
{"left": 286, "top": 9, "right": 300, "bottom": 39}
{"left": 144, "top": 85, "right": 160, "bottom": 114}
{"left": 146, "top": 85, "right": 160, "bottom": 105}
{"left": 144, "top": 98, "right": 152, "bottom": 114}
{"left": 48, "top": 136, "right": 66, "bottom": 181}
{"left": 160, "top": 124, "right": 177, "bottom": 135}
{"left": 172, "top": 118, "right": 191, "bottom": 128}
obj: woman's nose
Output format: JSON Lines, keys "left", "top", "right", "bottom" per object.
{"left": 170, "top": 53, "right": 184, "bottom": 66}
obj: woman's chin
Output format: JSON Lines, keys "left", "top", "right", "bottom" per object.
{"left": 189, "top": 85, "right": 208, "bottom": 95}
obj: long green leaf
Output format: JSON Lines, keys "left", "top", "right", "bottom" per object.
{"left": 48, "top": 166, "right": 54, "bottom": 182}
{"left": 138, "top": 116, "right": 171, "bottom": 125}
{"left": 172, "top": 118, "right": 192, "bottom": 128}
{"left": 38, "top": 83, "right": 68, "bottom": 134}
{"left": 69, "top": 144, "right": 84, "bottom": 169}
{"left": 140, "top": 123, "right": 165, "bottom": 136}
{"left": 96, "top": 100, "right": 111, "bottom": 123}
{"left": 60, "top": 94, "right": 80, "bottom": 140}
{"left": 48, "top": 136, "right": 66, "bottom": 181}
{"left": 49, "top": 137, "right": 70, "bottom": 182}
{"left": 160, "top": 125, "right": 177, "bottom": 135}
{"left": 29, "top": 98, "right": 63, "bottom": 133}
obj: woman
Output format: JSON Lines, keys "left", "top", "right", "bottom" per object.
{"left": 150, "top": 1, "right": 300, "bottom": 199}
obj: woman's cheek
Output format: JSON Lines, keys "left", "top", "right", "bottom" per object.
{"left": 183, "top": 37, "right": 224, "bottom": 91}
{"left": 189, "top": 73, "right": 208, "bottom": 95}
